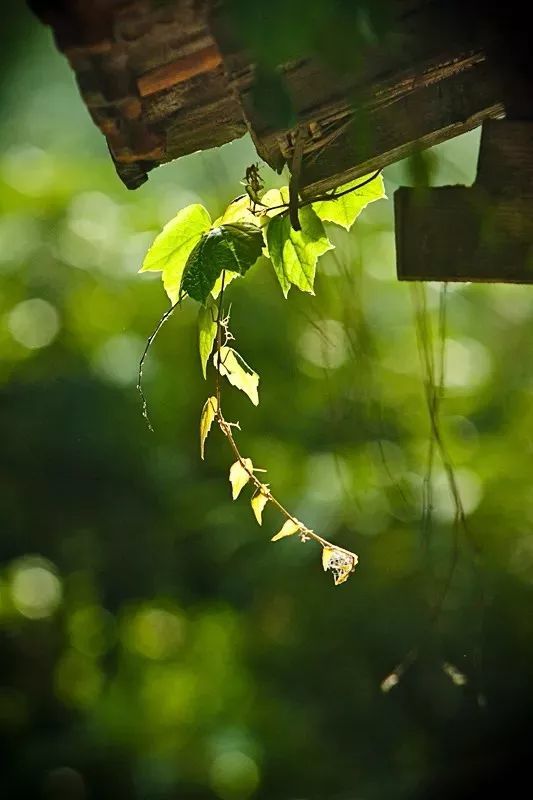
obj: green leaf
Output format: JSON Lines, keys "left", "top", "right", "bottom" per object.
{"left": 200, "top": 396, "right": 217, "bottom": 460}
{"left": 312, "top": 172, "right": 386, "bottom": 230}
{"left": 140, "top": 204, "right": 211, "bottom": 304}
{"left": 213, "top": 346, "right": 259, "bottom": 406}
{"left": 180, "top": 223, "right": 264, "bottom": 304}
{"left": 198, "top": 296, "right": 217, "bottom": 379}
{"left": 266, "top": 204, "right": 334, "bottom": 297}
{"left": 211, "top": 269, "right": 239, "bottom": 299}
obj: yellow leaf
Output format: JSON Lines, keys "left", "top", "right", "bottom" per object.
{"left": 251, "top": 490, "right": 268, "bottom": 525}
{"left": 200, "top": 396, "right": 218, "bottom": 460}
{"left": 214, "top": 346, "right": 259, "bottom": 406}
{"left": 219, "top": 195, "right": 260, "bottom": 226}
{"left": 229, "top": 459, "right": 253, "bottom": 500}
{"left": 260, "top": 187, "right": 288, "bottom": 219}
{"left": 271, "top": 519, "right": 300, "bottom": 541}
{"left": 322, "top": 546, "right": 358, "bottom": 586}
{"left": 322, "top": 546, "right": 334, "bottom": 571}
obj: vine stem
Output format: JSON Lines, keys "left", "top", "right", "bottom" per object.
{"left": 137, "top": 299, "right": 180, "bottom": 431}
{"left": 257, "top": 169, "right": 383, "bottom": 216}
{"left": 213, "top": 272, "right": 357, "bottom": 561}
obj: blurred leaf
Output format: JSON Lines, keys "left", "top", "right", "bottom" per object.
{"left": 266, "top": 203, "right": 334, "bottom": 297}
{"left": 229, "top": 459, "right": 254, "bottom": 499}
{"left": 140, "top": 204, "right": 211, "bottom": 303}
{"left": 200, "top": 396, "right": 218, "bottom": 460}
{"left": 213, "top": 346, "right": 259, "bottom": 406}
{"left": 198, "top": 297, "right": 217, "bottom": 379}
{"left": 271, "top": 519, "right": 300, "bottom": 541}
{"left": 251, "top": 489, "right": 269, "bottom": 524}
{"left": 312, "top": 172, "right": 386, "bottom": 230}
{"left": 181, "top": 223, "right": 264, "bottom": 304}
{"left": 249, "top": 64, "right": 296, "bottom": 130}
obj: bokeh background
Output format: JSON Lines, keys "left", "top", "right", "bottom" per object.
{"left": 2, "top": 4, "right": 533, "bottom": 799}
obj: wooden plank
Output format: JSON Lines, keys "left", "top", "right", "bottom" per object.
{"left": 299, "top": 57, "right": 503, "bottom": 197}
{"left": 395, "top": 187, "right": 533, "bottom": 283}
{"left": 212, "top": 0, "right": 507, "bottom": 196}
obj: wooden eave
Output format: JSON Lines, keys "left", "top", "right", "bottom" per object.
{"left": 31, "top": 1, "right": 509, "bottom": 192}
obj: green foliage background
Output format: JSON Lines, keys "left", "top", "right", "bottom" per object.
{"left": 1, "top": 5, "right": 533, "bottom": 799}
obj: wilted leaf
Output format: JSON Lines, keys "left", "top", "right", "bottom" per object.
{"left": 271, "top": 519, "right": 300, "bottom": 541}
{"left": 229, "top": 458, "right": 254, "bottom": 500}
{"left": 181, "top": 223, "right": 264, "bottom": 304}
{"left": 140, "top": 204, "right": 211, "bottom": 304}
{"left": 322, "top": 546, "right": 358, "bottom": 585}
{"left": 313, "top": 172, "right": 386, "bottom": 230}
{"left": 198, "top": 297, "right": 217, "bottom": 379}
{"left": 213, "top": 346, "right": 259, "bottom": 406}
{"left": 266, "top": 199, "right": 334, "bottom": 297}
{"left": 251, "top": 489, "right": 269, "bottom": 525}
{"left": 200, "top": 396, "right": 218, "bottom": 460}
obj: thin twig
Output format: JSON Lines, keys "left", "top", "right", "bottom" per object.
{"left": 137, "top": 299, "right": 180, "bottom": 431}
{"left": 264, "top": 170, "right": 383, "bottom": 216}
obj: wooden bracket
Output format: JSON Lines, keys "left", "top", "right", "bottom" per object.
{"left": 395, "top": 120, "right": 533, "bottom": 283}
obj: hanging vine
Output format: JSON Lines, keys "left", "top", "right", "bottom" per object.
{"left": 137, "top": 166, "right": 386, "bottom": 585}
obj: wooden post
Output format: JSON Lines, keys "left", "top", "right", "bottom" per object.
{"left": 395, "top": 120, "right": 533, "bottom": 282}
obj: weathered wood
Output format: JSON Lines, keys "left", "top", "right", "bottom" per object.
{"left": 395, "top": 121, "right": 533, "bottom": 283}
{"left": 137, "top": 45, "right": 223, "bottom": 97}
{"left": 30, "top": 0, "right": 520, "bottom": 195}
{"left": 212, "top": 0, "right": 505, "bottom": 195}
{"left": 30, "top": 0, "right": 243, "bottom": 188}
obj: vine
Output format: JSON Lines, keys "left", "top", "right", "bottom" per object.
{"left": 138, "top": 165, "right": 386, "bottom": 585}
{"left": 381, "top": 283, "right": 485, "bottom": 698}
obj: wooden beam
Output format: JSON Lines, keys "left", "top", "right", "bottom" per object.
{"left": 299, "top": 57, "right": 503, "bottom": 197}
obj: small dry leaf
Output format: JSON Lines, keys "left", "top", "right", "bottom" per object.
{"left": 200, "top": 396, "right": 218, "bottom": 460}
{"left": 322, "top": 546, "right": 358, "bottom": 586}
{"left": 271, "top": 519, "right": 300, "bottom": 541}
{"left": 380, "top": 673, "right": 399, "bottom": 693}
{"left": 229, "top": 458, "right": 253, "bottom": 500}
{"left": 251, "top": 489, "right": 269, "bottom": 525}
{"left": 214, "top": 346, "right": 259, "bottom": 406}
